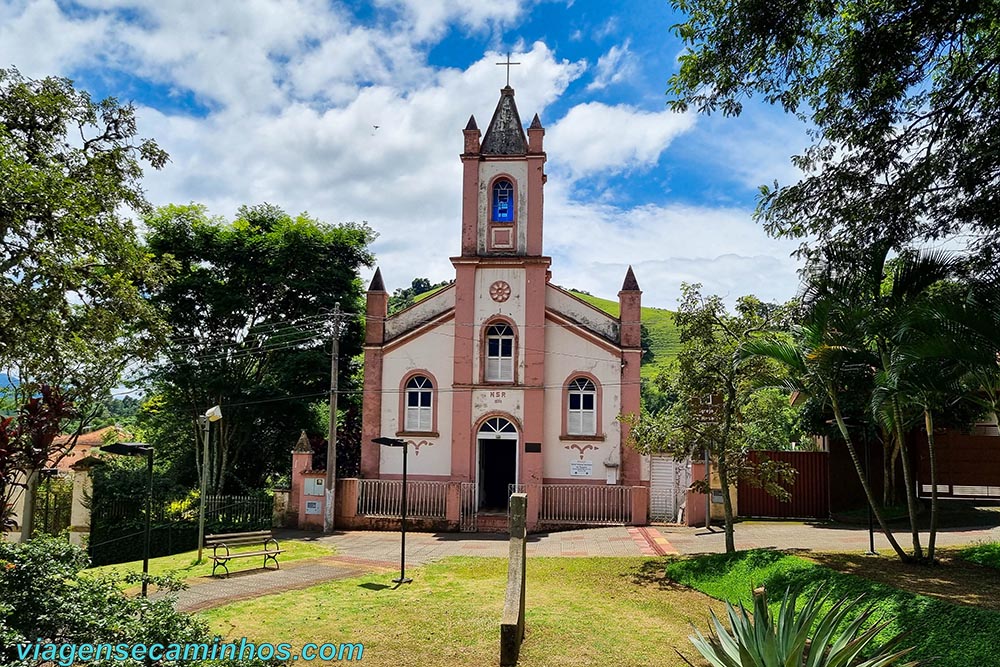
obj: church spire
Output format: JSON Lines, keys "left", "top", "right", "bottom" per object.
{"left": 481, "top": 86, "right": 527, "bottom": 155}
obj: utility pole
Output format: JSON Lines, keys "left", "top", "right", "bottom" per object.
{"left": 324, "top": 303, "right": 341, "bottom": 534}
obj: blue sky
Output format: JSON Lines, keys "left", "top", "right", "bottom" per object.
{"left": 0, "top": 0, "right": 811, "bottom": 309}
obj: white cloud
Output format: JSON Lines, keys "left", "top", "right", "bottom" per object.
{"left": 546, "top": 102, "right": 695, "bottom": 180}
{"left": 0, "top": 0, "right": 110, "bottom": 76}
{"left": 586, "top": 39, "right": 636, "bottom": 91}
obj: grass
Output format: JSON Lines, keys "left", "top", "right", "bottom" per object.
{"left": 960, "top": 541, "right": 1000, "bottom": 569}
{"left": 566, "top": 290, "right": 679, "bottom": 379}
{"left": 661, "top": 549, "right": 1000, "bottom": 666}
{"left": 202, "top": 556, "right": 726, "bottom": 667}
{"left": 87, "top": 539, "right": 336, "bottom": 583}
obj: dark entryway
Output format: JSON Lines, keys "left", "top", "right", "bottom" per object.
{"left": 479, "top": 438, "right": 517, "bottom": 511}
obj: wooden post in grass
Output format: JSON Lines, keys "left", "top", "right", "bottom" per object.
{"left": 501, "top": 493, "right": 527, "bottom": 666}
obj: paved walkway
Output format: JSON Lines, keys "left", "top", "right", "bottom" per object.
{"left": 164, "top": 521, "right": 1000, "bottom": 612}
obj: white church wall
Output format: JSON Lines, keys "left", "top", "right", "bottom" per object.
{"left": 379, "top": 320, "right": 455, "bottom": 477}
{"left": 541, "top": 323, "right": 622, "bottom": 483}
{"left": 473, "top": 267, "right": 527, "bottom": 383}
{"left": 545, "top": 286, "right": 620, "bottom": 341}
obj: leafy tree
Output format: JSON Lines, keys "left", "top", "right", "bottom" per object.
{"left": 145, "top": 203, "right": 375, "bottom": 492}
{"left": 622, "top": 285, "right": 795, "bottom": 553}
{"left": 741, "top": 388, "right": 810, "bottom": 451}
{"left": 0, "top": 67, "right": 170, "bottom": 533}
{"left": 668, "top": 1, "right": 1000, "bottom": 266}
{"left": 0, "top": 67, "right": 169, "bottom": 392}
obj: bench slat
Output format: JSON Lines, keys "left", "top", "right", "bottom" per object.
{"left": 206, "top": 530, "right": 272, "bottom": 540}
{"left": 210, "top": 549, "right": 285, "bottom": 560}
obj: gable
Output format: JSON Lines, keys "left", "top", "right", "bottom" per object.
{"left": 385, "top": 284, "right": 456, "bottom": 342}
{"left": 545, "top": 284, "right": 619, "bottom": 344}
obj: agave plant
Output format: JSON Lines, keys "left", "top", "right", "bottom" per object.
{"left": 687, "top": 587, "right": 919, "bottom": 667}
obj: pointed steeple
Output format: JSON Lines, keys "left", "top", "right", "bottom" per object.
{"left": 481, "top": 86, "right": 527, "bottom": 155}
{"left": 621, "top": 265, "right": 640, "bottom": 292}
{"left": 293, "top": 430, "right": 312, "bottom": 453}
{"left": 529, "top": 113, "right": 542, "bottom": 130}
{"left": 368, "top": 267, "right": 386, "bottom": 292}
{"left": 465, "top": 115, "right": 478, "bottom": 131}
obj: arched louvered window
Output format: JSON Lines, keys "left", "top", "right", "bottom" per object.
{"left": 485, "top": 323, "right": 515, "bottom": 382}
{"left": 567, "top": 377, "right": 597, "bottom": 435}
{"left": 404, "top": 375, "right": 433, "bottom": 431}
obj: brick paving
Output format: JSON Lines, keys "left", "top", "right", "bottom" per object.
{"left": 163, "top": 521, "right": 1000, "bottom": 613}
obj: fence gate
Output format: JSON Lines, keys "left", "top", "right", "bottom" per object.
{"left": 649, "top": 456, "right": 691, "bottom": 523}
{"left": 459, "top": 482, "right": 477, "bottom": 532}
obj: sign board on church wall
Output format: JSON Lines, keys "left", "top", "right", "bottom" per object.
{"left": 570, "top": 460, "right": 593, "bottom": 477}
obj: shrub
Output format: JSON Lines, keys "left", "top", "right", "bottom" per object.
{"left": 0, "top": 537, "right": 272, "bottom": 666}
{"left": 688, "top": 586, "right": 919, "bottom": 667}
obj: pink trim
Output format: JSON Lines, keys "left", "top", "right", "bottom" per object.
{"left": 451, "top": 262, "right": 477, "bottom": 480}
{"left": 522, "top": 263, "right": 546, "bottom": 492}
{"left": 619, "top": 348, "right": 643, "bottom": 485}
{"left": 384, "top": 283, "right": 455, "bottom": 321}
{"left": 397, "top": 369, "right": 439, "bottom": 434}
{"left": 526, "top": 153, "right": 545, "bottom": 255}
{"left": 486, "top": 173, "right": 518, "bottom": 254}
{"left": 361, "top": 344, "right": 383, "bottom": 479}
{"left": 548, "top": 283, "right": 621, "bottom": 321}
{"left": 560, "top": 371, "right": 604, "bottom": 438}
{"left": 545, "top": 310, "right": 622, "bottom": 355}
{"left": 479, "top": 315, "right": 519, "bottom": 385}
{"left": 383, "top": 312, "right": 455, "bottom": 353}
{"left": 461, "top": 155, "right": 480, "bottom": 256}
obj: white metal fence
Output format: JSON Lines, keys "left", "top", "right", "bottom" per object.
{"left": 508, "top": 483, "right": 632, "bottom": 525}
{"left": 356, "top": 479, "right": 448, "bottom": 519}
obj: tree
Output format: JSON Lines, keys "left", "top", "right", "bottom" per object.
{"left": 668, "top": 1, "right": 1000, "bottom": 266}
{"left": 0, "top": 67, "right": 170, "bottom": 534}
{"left": 387, "top": 277, "right": 451, "bottom": 314}
{"left": 145, "top": 203, "right": 375, "bottom": 492}
{"left": 622, "top": 284, "right": 795, "bottom": 553}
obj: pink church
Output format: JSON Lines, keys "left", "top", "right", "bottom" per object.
{"left": 353, "top": 85, "right": 649, "bottom": 533}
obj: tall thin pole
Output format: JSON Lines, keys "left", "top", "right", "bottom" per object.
{"left": 142, "top": 448, "right": 153, "bottom": 597}
{"left": 324, "top": 303, "right": 341, "bottom": 534}
{"left": 394, "top": 442, "right": 411, "bottom": 585}
{"left": 704, "top": 447, "right": 711, "bottom": 529}
{"left": 197, "top": 416, "right": 209, "bottom": 561}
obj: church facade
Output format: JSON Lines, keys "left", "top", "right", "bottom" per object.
{"left": 359, "top": 85, "right": 648, "bottom": 529}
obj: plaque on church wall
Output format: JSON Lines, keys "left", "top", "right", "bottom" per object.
{"left": 525, "top": 442, "right": 541, "bottom": 453}
{"left": 570, "top": 460, "right": 593, "bottom": 477}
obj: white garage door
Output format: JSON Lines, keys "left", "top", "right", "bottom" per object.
{"left": 649, "top": 455, "right": 690, "bottom": 523}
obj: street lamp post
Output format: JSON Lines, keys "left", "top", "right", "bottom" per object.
{"left": 99, "top": 442, "right": 154, "bottom": 597}
{"left": 372, "top": 436, "right": 411, "bottom": 585}
{"left": 197, "top": 406, "right": 223, "bottom": 562}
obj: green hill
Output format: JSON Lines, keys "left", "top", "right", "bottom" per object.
{"left": 410, "top": 284, "right": 678, "bottom": 379}
{"left": 566, "top": 290, "right": 678, "bottom": 379}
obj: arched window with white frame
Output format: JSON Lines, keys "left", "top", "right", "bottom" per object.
{"left": 567, "top": 377, "right": 597, "bottom": 435}
{"left": 485, "top": 323, "right": 515, "bottom": 382}
{"left": 404, "top": 375, "right": 433, "bottom": 431}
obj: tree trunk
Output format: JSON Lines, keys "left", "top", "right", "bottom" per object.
{"left": 831, "top": 394, "right": 910, "bottom": 561}
{"left": 717, "top": 454, "right": 736, "bottom": 553}
{"left": 925, "top": 409, "right": 939, "bottom": 562}
{"left": 889, "top": 438, "right": 901, "bottom": 506}
{"left": 19, "top": 470, "right": 38, "bottom": 542}
{"left": 893, "top": 398, "right": 923, "bottom": 560}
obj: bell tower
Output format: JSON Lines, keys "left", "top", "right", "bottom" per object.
{"left": 459, "top": 86, "right": 546, "bottom": 258}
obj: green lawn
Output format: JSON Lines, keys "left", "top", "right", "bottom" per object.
{"left": 961, "top": 541, "right": 1000, "bottom": 569}
{"left": 663, "top": 549, "right": 1000, "bottom": 667}
{"left": 87, "top": 538, "right": 336, "bottom": 583}
{"left": 202, "top": 556, "right": 725, "bottom": 667}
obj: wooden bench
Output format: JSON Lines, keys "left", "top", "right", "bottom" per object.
{"left": 205, "top": 530, "right": 283, "bottom": 577}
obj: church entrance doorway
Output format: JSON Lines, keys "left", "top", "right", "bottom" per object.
{"left": 477, "top": 417, "right": 518, "bottom": 512}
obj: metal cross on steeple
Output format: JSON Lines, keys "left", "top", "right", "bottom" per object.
{"left": 495, "top": 52, "right": 521, "bottom": 87}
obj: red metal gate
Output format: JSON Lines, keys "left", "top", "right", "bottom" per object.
{"left": 737, "top": 451, "right": 830, "bottom": 519}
